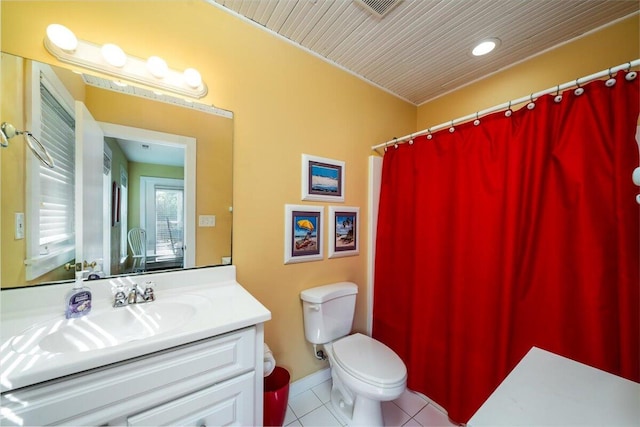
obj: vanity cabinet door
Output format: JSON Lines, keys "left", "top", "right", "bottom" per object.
{"left": 127, "top": 371, "right": 255, "bottom": 426}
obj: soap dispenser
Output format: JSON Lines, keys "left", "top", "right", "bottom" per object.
{"left": 65, "top": 263, "right": 92, "bottom": 318}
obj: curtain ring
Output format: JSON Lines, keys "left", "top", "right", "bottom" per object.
{"left": 605, "top": 67, "right": 617, "bottom": 87}
{"left": 574, "top": 78, "right": 584, "bottom": 96}
{"left": 449, "top": 120, "right": 455, "bottom": 133}
{"left": 505, "top": 100, "right": 512, "bottom": 117}
{"left": 626, "top": 62, "right": 638, "bottom": 81}
{"left": 473, "top": 112, "right": 480, "bottom": 126}
{"left": 427, "top": 128, "right": 433, "bottom": 140}
{"left": 554, "top": 85, "right": 563, "bottom": 103}
{"left": 408, "top": 134, "right": 414, "bottom": 145}
{"left": 393, "top": 137, "right": 399, "bottom": 149}
{"left": 527, "top": 93, "right": 535, "bottom": 110}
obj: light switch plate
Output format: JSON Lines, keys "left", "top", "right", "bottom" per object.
{"left": 198, "top": 215, "right": 216, "bottom": 227}
{"left": 15, "top": 212, "right": 25, "bottom": 239}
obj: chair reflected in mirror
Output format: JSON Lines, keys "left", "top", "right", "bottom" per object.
{"left": 127, "top": 228, "right": 147, "bottom": 273}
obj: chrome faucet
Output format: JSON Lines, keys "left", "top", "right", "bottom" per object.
{"left": 113, "top": 289, "right": 128, "bottom": 307}
{"left": 126, "top": 282, "right": 155, "bottom": 305}
{"left": 127, "top": 284, "right": 145, "bottom": 304}
{"left": 113, "top": 282, "right": 155, "bottom": 307}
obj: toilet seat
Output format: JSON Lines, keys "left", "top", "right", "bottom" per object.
{"left": 332, "top": 333, "right": 407, "bottom": 389}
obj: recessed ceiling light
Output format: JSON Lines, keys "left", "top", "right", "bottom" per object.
{"left": 472, "top": 38, "right": 500, "bottom": 56}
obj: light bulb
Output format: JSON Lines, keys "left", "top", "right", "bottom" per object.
{"left": 147, "top": 56, "right": 168, "bottom": 79}
{"left": 101, "top": 43, "right": 127, "bottom": 67}
{"left": 46, "top": 24, "right": 78, "bottom": 52}
{"left": 183, "top": 68, "right": 202, "bottom": 88}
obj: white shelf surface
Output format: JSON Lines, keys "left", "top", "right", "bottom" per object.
{"left": 468, "top": 346, "right": 640, "bottom": 426}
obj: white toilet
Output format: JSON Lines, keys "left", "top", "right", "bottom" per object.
{"left": 300, "top": 282, "right": 407, "bottom": 426}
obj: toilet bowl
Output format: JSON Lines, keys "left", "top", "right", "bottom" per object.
{"left": 300, "top": 283, "right": 407, "bottom": 426}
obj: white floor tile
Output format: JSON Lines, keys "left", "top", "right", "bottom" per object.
{"left": 289, "top": 389, "right": 324, "bottom": 418}
{"left": 283, "top": 405, "right": 297, "bottom": 426}
{"left": 382, "top": 401, "right": 411, "bottom": 427}
{"left": 287, "top": 382, "right": 450, "bottom": 427}
{"left": 299, "top": 405, "right": 341, "bottom": 427}
{"left": 393, "top": 390, "right": 428, "bottom": 417}
{"left": 311, "top": 379, "right": 332, "bottom": 403}
{"left": 413, "top": 404, "right": 457, "bottom": 427}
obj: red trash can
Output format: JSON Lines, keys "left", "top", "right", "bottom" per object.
{"left": 263, "top": 366, "right": 290, "bottom": 426}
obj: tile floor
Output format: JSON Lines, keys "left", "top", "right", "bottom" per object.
{"left": 284, "top": 379, "right": 459, "bottom": 427}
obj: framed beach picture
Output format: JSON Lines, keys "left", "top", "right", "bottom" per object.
{"left": 328, "top": 206, "right": 359, "bottom": 258}
{"left": 284, "top": 204, "right": 324, "bottom": 264}
{"left": 301, "top": 154, "right": 345, "bottom": 202}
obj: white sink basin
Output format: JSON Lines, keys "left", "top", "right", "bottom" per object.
{"left": 11, "top": 302, "right": 196, "bottom": 354}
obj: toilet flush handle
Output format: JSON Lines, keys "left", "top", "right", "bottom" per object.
{"left": 307, "top": 304, "right": 320, "bottom": 311}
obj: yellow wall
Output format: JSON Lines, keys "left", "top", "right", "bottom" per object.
{"left": 1, "top": 1, "right": 415, "bottom": 381}
{"left": 0, "top": 53, "right": 28, "bottom": 285}
{"left": 417, "top": 15, "right": 640, "bottom": 128}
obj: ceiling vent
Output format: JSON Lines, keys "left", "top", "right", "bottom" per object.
{"left": 355, "top": 0, "right": 402, "bottom": 18}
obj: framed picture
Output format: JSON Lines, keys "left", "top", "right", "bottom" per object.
{"left": 328, "top": 206, "right": 359, "bottom": 258}
{"left": 284, "top": 204, "right": 324, "bottom": 264}
{"left": 302, "top": 154, "right": 345, "bottom": 202}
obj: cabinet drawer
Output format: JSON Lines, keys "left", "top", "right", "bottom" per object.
{"left": 1, "top": 327, "right": 256, "bottom": 426}
{"left": 128, "top": 371, "right": 255, "bottom": 426}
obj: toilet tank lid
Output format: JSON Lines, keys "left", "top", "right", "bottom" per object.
{"left": 300, "top": 282, "right": 358, "bottom": 303}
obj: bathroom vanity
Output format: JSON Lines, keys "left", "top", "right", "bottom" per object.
{"left": 0, "top": 266, "right": 271, "bottom": 426}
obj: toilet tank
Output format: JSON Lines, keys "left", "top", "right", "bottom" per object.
{"left": 300, "top": 282, "right": 358, "bottom": 344}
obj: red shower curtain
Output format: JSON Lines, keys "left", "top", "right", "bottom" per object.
{"left": 373, "top": 72, "right": 639, "bottom": 424}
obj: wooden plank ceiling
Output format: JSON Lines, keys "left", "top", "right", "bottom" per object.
{"left": 208, "top": 0, "right": 639, "bottom": 105}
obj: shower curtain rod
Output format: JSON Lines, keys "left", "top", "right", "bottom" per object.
{"left": 372, "top": 59, "right": 640, "bottom": 153}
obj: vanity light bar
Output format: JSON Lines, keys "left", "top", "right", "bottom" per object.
{"left": 44, "top": 24, "right": 208, "bottom": 99}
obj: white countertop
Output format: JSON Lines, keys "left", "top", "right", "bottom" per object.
{"left": 0, "top": 266, "right": 271, "bottom": 392}
{"left": 468, "top": 346, "right": 640, "bottom": 426}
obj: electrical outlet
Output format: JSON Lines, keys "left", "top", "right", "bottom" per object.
{"left": 198, "top": 215, "right": 216, "bottom": 227}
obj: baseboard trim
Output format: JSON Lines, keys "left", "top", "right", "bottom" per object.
{"left": 289, "top": 367, "right": 331, "bottom": 397}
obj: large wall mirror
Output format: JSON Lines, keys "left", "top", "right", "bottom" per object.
{"left": 1, "top": 52, "right": 233, "bottom": 289}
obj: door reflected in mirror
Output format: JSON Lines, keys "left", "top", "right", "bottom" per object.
{"left": 1, "top": 52, "right": 233, "bottom": 289}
